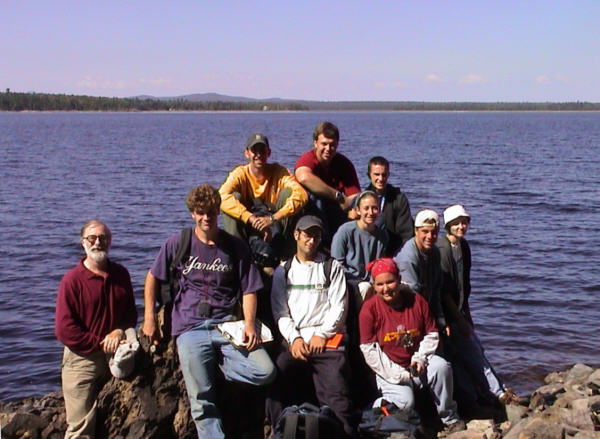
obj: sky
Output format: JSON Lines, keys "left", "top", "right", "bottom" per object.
{"left": 2, "top": 0, "right": 599, "bottom": 102}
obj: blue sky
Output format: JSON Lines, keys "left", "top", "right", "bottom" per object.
{"left": 2, "top": 1, "right": 598, "bottom": 101}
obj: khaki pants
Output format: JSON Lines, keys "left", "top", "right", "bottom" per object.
{"left": 61, "top": 347, "right": 109, "bottom": 439}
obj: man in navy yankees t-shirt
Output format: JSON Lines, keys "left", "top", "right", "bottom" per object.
{"left": 142, "top": 184, "right": 275, "bottom": 438}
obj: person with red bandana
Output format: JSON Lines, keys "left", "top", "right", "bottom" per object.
{"left": 358, "top": 257, "right": 465, "bottom": 435}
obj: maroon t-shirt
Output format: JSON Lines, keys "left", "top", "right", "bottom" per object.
{"left": 294, "top": 150, "right": 360, "bottom": 196}
{"left": 359, "top": 292, "right": 437, "bottom": 367}
{"left": 55, "top": 259, "right": 138, "bottom": 355}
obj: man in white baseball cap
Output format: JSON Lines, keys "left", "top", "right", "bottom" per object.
{"left": 394, "top": 209, "right": 448, "bottom": 335}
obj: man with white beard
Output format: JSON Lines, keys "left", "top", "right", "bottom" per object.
{"left": 55, "top": 220, "right": 137, "bottom": 439}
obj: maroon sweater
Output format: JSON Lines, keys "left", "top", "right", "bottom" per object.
{"left": 55, "top": 259, "right": 137, "bottom": 355}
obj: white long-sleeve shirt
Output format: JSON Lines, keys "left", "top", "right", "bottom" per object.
{"left": 271, "top": 253, "right": 348, "bottom": 345}
{"left": 359, "top": 331, "right": 439, "bottom": 384}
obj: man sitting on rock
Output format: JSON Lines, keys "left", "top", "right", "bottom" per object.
{"left": 142, "top": 184, "right": 275, "bottom": 438}
{"left": 358, "top": 257, "right": 465, "bottom": 435}
{"left": 365, "top": 156, "right": 414, "bottom": 256}
{"left": 294, "top": 121, "right": 361, "bottom": 244}
{"left": 55, "top": 220, "right": 137, "bottom": 439}
{"left": 267, "top": 215, "right": 356, "bottom": 437}
{"left": 219, "top": 133, "right": 307, "bottom": 272}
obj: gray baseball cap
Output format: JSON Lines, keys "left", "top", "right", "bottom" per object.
{"left": 245, "top": 133, "right": 269, "bottom": 151}
{"left": 295, "top": 215, "right": 324, "bottom": 232}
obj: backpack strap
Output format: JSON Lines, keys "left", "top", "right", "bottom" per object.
{"left": 159, "top": 227, "right": 192, "bottom": 305}
{"left": 304, "top": 414, "right": 319, "bottom": 439}
{"left": 283, "top": 256, "right": 334, "bottom": 289}
{"left": 282, "top": 413, "right": 299, "bottom": 439}
{"left": 216, "top": 229, "right": 240, "bottom": 286}
{"left": 322, "top": 257, "right": 334, "bottom": 289}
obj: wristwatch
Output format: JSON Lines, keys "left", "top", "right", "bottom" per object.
{"left": 335, "top": 191, "right": 345, "bottom": 203}
{"left": 269, "top": 214, "right": 275, "bottom": 222}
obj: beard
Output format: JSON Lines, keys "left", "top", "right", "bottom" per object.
{"left": 85, "top": 246, "right": 108, "bottom": 263}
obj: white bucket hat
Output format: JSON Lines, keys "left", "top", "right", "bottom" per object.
{"left": 414, "top": 209, "right": 439, "bottom": 228}
{"left": 443, "top": 205, "right": 470, "bottom": 228}
{"left": 109, "top": 328, "right": 139, "bottom": 379}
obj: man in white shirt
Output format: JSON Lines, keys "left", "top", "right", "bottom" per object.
{"left": 267, "top": 215, "right": 356, "bottom": 436}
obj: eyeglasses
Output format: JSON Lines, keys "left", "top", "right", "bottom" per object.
{"left": 300, "top": 230, "right": 321, "bottom": 242}
{"left": 82, "top": 234, "right": 109, "bottom": 244}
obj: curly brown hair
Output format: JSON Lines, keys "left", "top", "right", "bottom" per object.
{"left": 185, "top": 184, "right": 221, "bottom": 213}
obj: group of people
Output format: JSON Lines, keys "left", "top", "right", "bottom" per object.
{"left": 54, "top": 121, "right": 521, "bottom": 439}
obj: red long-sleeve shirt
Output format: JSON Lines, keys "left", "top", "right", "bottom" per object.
{"left": 54, "top": 258, "right": 137, "bottom": 355}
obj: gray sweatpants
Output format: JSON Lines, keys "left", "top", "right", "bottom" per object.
{"left": 374, "top": 354, "right": 459, "bottom": 426}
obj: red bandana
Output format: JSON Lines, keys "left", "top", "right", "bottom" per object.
{"left": 365, "top": 258, "right": 399, "bottom": 280}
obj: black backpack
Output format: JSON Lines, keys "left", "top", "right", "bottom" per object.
{"left": 273, "top": 403, "right": 344, "bottom": 439}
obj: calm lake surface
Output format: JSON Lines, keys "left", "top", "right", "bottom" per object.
{"left": 0, "top": 111, "right": 598, "bottom": 401}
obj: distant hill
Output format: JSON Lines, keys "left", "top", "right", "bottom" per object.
{"left": 132, "top": 93, "right": 600, "bottom": 111}
{"left": 0, "top": 91, "right": 308, "bottom": 111}
{"left": 133, "top": 92, "right": 290, "bottom": 103}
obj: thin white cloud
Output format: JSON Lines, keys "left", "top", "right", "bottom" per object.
{"left": 76, "top": 76, "right": 127, "bottom": 90}
{"left": 536, "top": 75, "right": 550, "bottom": 84}
{"left": 459, "top": 74, "right": 487, "bottom": 85}
{"left": 424, "top": 74, "right": 445, "bottom": 83}
{"left": 372, "top": 81, "right": 405, "bottom": 88}
{"left": 554, "top": 74, "right": 570, "bottom": 83}
{"left": 138, "top": 77, "right": 174, "bottom": 86}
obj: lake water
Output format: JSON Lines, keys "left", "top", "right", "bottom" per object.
{"left": 0, "top": 111, "right": 598, "bottom": 402}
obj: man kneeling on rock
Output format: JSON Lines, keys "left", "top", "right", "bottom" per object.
{"left": 142, "top": 184, "right": 276, "bottom": 438}
{"left": 55, "top": 220, "right": 138, "bottom": 439}
{"left": 358, "top": 258, "right": 466, "bottom": 435}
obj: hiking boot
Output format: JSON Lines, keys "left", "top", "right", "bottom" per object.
{"left": 440, "top": 419, "right": 466, "bottom": 436}
{"left": 498, "top": 388, "right": 527, "bottom": 406}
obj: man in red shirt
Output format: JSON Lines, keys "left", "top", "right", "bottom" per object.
{"left": 294, "top": 121, "right": 360, "bottom": 243}
{"left": 55, "top": 220, "right": 137, "bottom": 439}
{"left": 358, "top": 258, "right": 464, "bottom": 435}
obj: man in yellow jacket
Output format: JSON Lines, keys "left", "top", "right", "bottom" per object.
{"left": 219, "top": 133, "right": 308, "bottom": 270}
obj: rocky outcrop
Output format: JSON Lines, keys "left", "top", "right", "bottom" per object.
{"left": 444, "top": 363, "right": 600, "bottom": 439}
{"left": 0, "top": 334, "right": 266, "bottom": 439}
{"left": 2, "top": 359, "right": 600, "bottom": 438}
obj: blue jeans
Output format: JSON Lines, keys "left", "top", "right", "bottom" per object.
{"left": 176, "top": 319, "right": 276, "bottom": 438}
{"left": 446, "top": 321, "right": 505, "bottom": 403}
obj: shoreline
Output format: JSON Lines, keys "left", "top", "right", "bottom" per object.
{"left": 2, "top": 360, "right": 599, "bottom": 438}
{"left": 3, "top": 109, "right": 600, "bottom": 114}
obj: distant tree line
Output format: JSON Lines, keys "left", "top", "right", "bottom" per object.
{"left": 305, "top": 100, "right": 600, "bottom": 111}
{"left": 0, "top": 91, "right": 308, "bottom": 112}
{"left": 1, "top": 90, "right": 598, "bottom": 112}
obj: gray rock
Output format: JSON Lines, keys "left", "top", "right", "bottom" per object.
{"left": 586, "top": 369, "right": 600, "bottom": 396}
{"left": 567, "top": 364, "right": 595, "bottom": 385}
{"left": 572, "top": 431, "right": 600, "bottom": 438}
{"left": 503, "top": 417, "right": 565, "bottom": 439}
{"left": 505, "top": 403, "right": 528, "bottom": 425}
{"left": 544, "top": 370, "right": 565, "bottom": 385}
{"left": 556, "top": 407, "right": 595, "bottom": 431}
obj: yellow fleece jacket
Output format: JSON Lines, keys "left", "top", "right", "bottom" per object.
{"left": 219, "top": 163, "right": 308, "bottom": 223}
